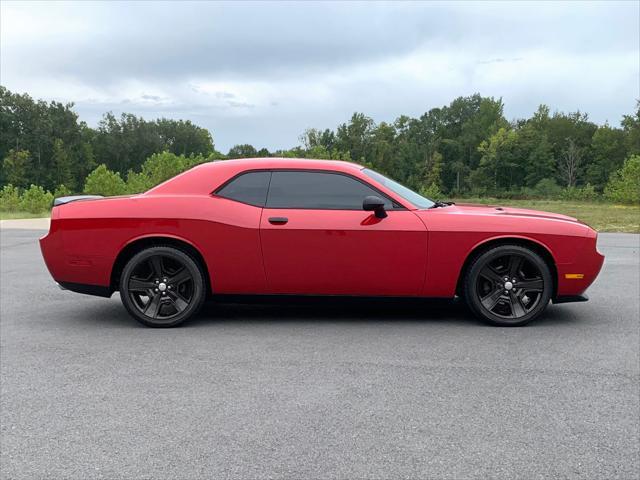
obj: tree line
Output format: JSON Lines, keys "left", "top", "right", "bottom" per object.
{"left": 1, "top": 85, "right": 638, "bottom": 208}
{"left": 0, "top": 86, "right": 215, "bottom": 191}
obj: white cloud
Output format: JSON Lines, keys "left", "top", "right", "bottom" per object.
{"left": 1, "top": 1, "right": 637, "bottom": 151}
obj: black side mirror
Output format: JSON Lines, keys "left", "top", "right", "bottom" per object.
{"left": 363, "top": 195, "right": 387, "bottom": 218}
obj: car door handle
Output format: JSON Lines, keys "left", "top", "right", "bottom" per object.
{"left": 268, "top": 217, "right": 288, "bottom": 225}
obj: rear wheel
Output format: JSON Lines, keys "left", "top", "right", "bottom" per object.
{"left": 464, "top": 245, "right": 552, "bottom": 326}
{"left": 119, "top": 246, "right": 206, "bottom": 327}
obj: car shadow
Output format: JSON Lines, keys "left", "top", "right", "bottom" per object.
{"left": 73, "top": 295, "right": 581, "bottom": 329}
{"left": 192, "top": 298, "right": 581, "bottom": 328}
{"left": 190, "top": 297, "right": 481, "bottom": 327}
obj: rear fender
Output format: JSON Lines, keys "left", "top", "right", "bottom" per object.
{"left": 110, "top": 233, "right": 211, "bottom": 294}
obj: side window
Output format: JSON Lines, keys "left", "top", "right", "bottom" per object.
{"left": 216, "top": 171, "right": 271, "bottom": 206}
{"left": 266, "top": 171, "right": 393, "bottom": 210}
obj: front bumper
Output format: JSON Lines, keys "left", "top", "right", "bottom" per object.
{"left": 555, "top": 231, "right": 604, "bottom": 298}
{"left": 553, "top": 294, "right": 589, "bottom": 304}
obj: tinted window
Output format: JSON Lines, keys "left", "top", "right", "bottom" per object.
{"left": 217, "top": 171, "right": 271, "bottom": 206}
{"left": 266, "top": 171, "right": 392, "bottom": 209}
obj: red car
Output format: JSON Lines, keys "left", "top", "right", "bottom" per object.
{"left": 40, "top": 158, "right": 604, "bottom": 327}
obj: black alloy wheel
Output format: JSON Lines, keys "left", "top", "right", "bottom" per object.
{"left": 464, "top": 245, "right": 552, "bottom": 326}
{"left": 120, "top": 246, "right": 206, "bottom": 327}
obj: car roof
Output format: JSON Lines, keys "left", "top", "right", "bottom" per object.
{"left": 206, "top": 157, "right": 363, "bottom": 171}
{"left": 147, "top": 158, "right": 365, "bottom": 195}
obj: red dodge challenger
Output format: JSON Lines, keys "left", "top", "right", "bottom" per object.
{"left": 40, "top": 158, "right": 604, "bottom": 327}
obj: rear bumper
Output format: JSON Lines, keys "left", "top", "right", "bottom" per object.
{"left": 40, "top": 213, "right": 113, "bottom": 289}
{"left": 58, "top": 281, "right": 112, "bottom": 298}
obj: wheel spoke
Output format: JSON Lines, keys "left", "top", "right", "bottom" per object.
{"left": 507, "top": 255, "right": 524, "bottom": 279}
{"left": 479, "top": 265, "right": 502, "bottom": 283}
{"left": 509, "top": 291, "right": 526, "bottom": 318}
{"left": 144, "top": 294, "right": 162, "bottom": 318}
{"left": 481, "top": 287, "right": 504, "bottom": 311}
{"left": 518, "top": 278, "right": 544, "bottom": 292}
{"left": 167, "top": 290, "right": 189, "bottom": 312}
{"left": 168, "top": 268, "right": 191, "bottom": 286}
{"left": 149, "top": 256, "right": 164, "bottom": 278}
{"left": 128, "top": 278, "right": 156, "bottom": 291}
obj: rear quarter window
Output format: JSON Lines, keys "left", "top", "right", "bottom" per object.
{"left": 216, "top": 171, "right": 271, "bottom": 206}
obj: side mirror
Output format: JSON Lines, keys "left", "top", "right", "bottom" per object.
{"left": 363, "top": 195, "right": 387, "bottom": 218}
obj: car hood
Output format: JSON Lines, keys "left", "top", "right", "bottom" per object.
{"left": 432, "top": 203, "right": 581, "bottom": 223}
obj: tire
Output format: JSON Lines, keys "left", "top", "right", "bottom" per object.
{"left": 119, "top": 246, "right": 206, "bottom": 327}
{"left": 463, "top": 245, "right": 553, "bottom": 327}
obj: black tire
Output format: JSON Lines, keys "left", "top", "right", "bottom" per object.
{"left": 463, "top": 245, "right": 553, "bottom": 327}
{"left": 119, "top": 246, "right": 206, "bottom": 327}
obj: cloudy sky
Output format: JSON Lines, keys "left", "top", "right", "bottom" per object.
{"left": 1, "top": 1, "right": 638, "bottom": 151}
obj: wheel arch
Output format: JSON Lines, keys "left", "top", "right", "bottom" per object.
{"left": 455, "top": 236, "right": 558, "bottom": 298}
{"left": 110, "top": 235, "right": 212, "bottom": 296}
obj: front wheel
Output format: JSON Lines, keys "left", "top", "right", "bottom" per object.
{"left": 119, "top": 246, "right": 206, "bottom": 327}
{"left": 464, "top": 245, "right": 553, "bottom": 326}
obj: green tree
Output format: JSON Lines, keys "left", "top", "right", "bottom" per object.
{"left": 91, "top": 112, "right": 214, "bottom": 176}
{"left": 300, "top": 128, "right": 335, "bottom": 151}
{"left": 125, "top": 170, "right": 153, "bottom": 194}
{"left": 424, "top": 151, "right": 443, "bottom": 189}
{"left": 0, "top": 86, "right": 98, "bottom": 189}
{"left": 0, "top": 184, "right": 21, "bottom": 211}
{"left": 2, "top": 149, "right": 31, "bottom": 187}
{"left": 522, "top": 133, "right": 555, "bottom": 188}
{"left": 52, "top": 139, "right": 74, "bottom": 189}
{"left": 53, "top": 184, "right": 72, "bottom": 198}
{"left": 512, "top": 112, "right": 556, "bottom": 187}
{"left": 227, "top": 144, "right": 258, "bottom": 158}
{"left": 83, "top": 164, "right": 126, "bottom": 196}
{"left": 370, "top": 122, "right": 397, "bottom": 174}
{"left": 586, "top": 124, "right": 627, "bottom": 190}
{"left": 475, "top": 127, "right": 519, "bottom": 191}
{"left": 335, "top": 113, "right": 375, "bottom": 163}
{"left": 621, "top": 101, "right": 640, "bottom": 155}
{"left": 420, "top": 182, "right": 443, "bottom": 200}
{"left": 545, "top": 111, "right": 597, "bottom": 185}
{"left": 532, "top": 178, "right": 563, "bottom": 198}
{"left": 140, "top": 151, "right": 191, "bottom": 186}
{"left": 19, "top": 184, "right": 53, "bottom": 213}
{"left": 155, "top": 118, "right": 214, "bottom": 156}
{"left": 604, "top": 155, "right": 640, "bottom": 204}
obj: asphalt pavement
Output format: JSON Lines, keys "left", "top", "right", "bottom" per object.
{"left": 1, "top": 228, "right": 638, "bottom": 479}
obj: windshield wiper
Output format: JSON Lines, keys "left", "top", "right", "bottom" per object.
{"left": 430, "top": 200, "right": 455, "bottom": 209}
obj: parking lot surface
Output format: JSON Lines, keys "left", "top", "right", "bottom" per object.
{"left": 1, "top": 229, "right": 638, "bottom": 479}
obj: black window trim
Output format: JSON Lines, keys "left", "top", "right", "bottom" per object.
{"left": 212, "top": 168, "right": 407, "bottom": 211}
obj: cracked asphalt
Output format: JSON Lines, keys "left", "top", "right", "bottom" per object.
{"left": 1, "top": 229, "right": 638, "bottom": 479}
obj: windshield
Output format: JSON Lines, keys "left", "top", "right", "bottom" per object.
{"left": 362, "top": 168, "right": 435, "bottom": 209}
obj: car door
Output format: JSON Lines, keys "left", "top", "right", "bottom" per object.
{"left": 259, "top": 170, "right": 428, "bottom": 296}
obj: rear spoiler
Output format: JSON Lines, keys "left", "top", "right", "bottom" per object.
{"left": 53, "top": 195, "right": 104, "bottom": 207}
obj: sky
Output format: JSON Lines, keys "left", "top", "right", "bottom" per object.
{"left": 1, "top": 1, "right": 638, "bottom": 152}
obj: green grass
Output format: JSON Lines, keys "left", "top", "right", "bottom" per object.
{"left": 1, "top": 200, "right": 639, "bottom": 233}
{"left": 0, "top": 211, "right": 49, "bottom": 220}
{"left": 452, "top": 198, "right": 640, "bottom": 233}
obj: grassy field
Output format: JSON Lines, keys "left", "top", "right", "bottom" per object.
{"left": 0, "top": 211, "right": 51, "bottom": 220}
{"left": 452, "top": 198, "right": 640, "bottom": 233}
{"left": 1, "top": 200, "right": 639, "bottom": 232}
